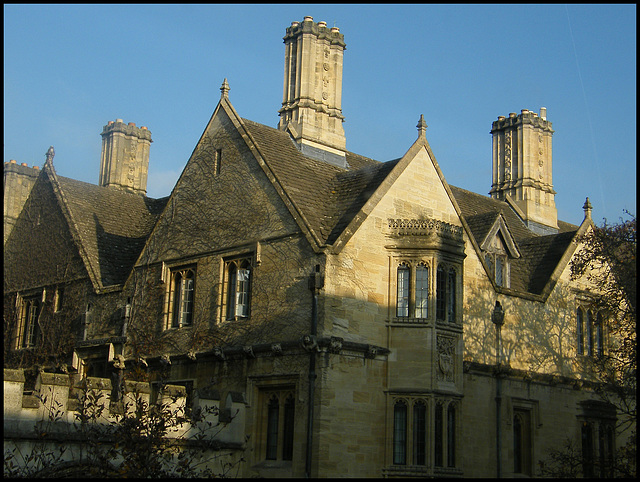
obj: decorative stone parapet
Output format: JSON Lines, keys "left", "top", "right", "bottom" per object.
{"left": 387, "top": 218, "right": 464, "bottom": 240}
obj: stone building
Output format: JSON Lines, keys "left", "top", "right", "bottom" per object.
{"left": 3, "top": 16, "right": 633, "bottom": 478}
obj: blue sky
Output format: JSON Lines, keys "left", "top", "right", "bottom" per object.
{"left": 4, "top": 4, "right": 636, "bottom": 226}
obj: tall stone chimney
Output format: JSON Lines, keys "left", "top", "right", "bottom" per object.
{"left": 490, "top": 108, "right": 558, "bottom": 234}
{"left": 99, "top": 119, "right": 152, "bottom": 195}
{"left": 278, "top": 16, "right": 348, "bottom": 167}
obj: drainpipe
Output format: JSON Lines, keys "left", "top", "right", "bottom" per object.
{"left": 306, "top": 265, "right": 323, "bottom": 478}
{"left": 491, "top": 301, "right": 505, "bottom": 478}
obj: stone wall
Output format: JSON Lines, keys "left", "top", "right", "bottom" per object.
{"left": 3, "top": 368, "right": 246, "bottom": 476}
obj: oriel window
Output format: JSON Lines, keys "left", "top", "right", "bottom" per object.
{"left": 413, "top": 401, "right": 427, "bottom": 466}
{"left": 396, "top": 264, "right": 410, "bottom": 318}
{"left": 415, "top": 265, "right": 429, "bottom": 318}
{"left": 393, "top": 400, "right": 408, "bottom": 465}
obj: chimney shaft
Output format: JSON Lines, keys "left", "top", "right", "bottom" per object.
{"left": 277, "top": 17, "right": 348, "bottom": 167}
{"left": 99, "top": 119, "right": 152, "bottom": 195}
{"left": 490, "top": 108, "right": 558, "bottom": 234}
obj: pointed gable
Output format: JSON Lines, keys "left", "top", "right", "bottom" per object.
{"left": 479, "top": 213, "right": 520, "bottom": 259}
{"left": 449, "top": 185, "right": 580, "bottom": 296}
{"left": 4, "top": 168, "right": 87, "bottom": 292}
{"left": 54, "top": 176, "right": 167, "bottom": 289}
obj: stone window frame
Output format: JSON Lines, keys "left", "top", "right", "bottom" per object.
{"left": 484, "top": 250, "right": 510, "bottom": 288}
{"left": 575, "top": 299, "right": 607, "bottom": 359}
{"left": 390, "top": 395, "right": 430, "bottom": 467}
{"left": 221, "top": 255, "right": 254, "bottom": 322}
{"left": 394, "top": 260, "right": 431, "bottom": 320}
{"left": 162, "top": 263, "right": 197, "bottom": 330}
{"left": 577, "top": 401, "right": 616, "bottom": 478}
{"left": 386, "top": 394, "right": 461, "bottom": 476}
{"left": 248, "top": 376, "right": 298, "bottom": 464}
{"left": 389, "top": 256, "right": 461, "bottom": 325}
{"left": 434, "top": 398, "right": 458, "bottom": 469}
{"left": 512, "top": 408, "right": 533, "bottom": 475}
{"left": 15, "top": 291, "right": 42, "bottom": 349}
{"left": 435, "top": 263, "right": 459, "bottom": 324}
{"left": 480, "top": 215, "right": 520, "bottom": 289}
{"left": 506, "top": 397, "right": 541, "bottom": 477}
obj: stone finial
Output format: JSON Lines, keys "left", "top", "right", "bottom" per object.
{"left": 45, "top": 146, "right": 55, "bottom": 164}
{"left": 417, "top": 114, "right": 428, "bottom": 138}
{"left": 220, "top": 78, "right": 230, "bottom": 99}
{"left": 583, "top": 197, "right": 593, "bottom": 220}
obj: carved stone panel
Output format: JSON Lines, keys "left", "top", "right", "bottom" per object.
{"left": 436, "top": 334, "right": 456, "bottom": 382}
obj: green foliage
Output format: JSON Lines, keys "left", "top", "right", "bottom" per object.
{"left": 538, "top": 212, "right": 637, "bottom": 478}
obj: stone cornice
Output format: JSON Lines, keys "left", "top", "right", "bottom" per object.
{"left": 100, "top": 120, "right": 152, "bottom": 142}
{"left": 283, "top": 19, "right": 346, "bottom": 48}
{"left": 387, "top": 218, "right": 464, "bottom": 240}
{"left": 490, "top": 112, "right": 554, "bottom": 134}
{"left": 141, "top": 336, "right": 390, "bottom": 367}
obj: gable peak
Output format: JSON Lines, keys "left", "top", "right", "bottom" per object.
{"left": 220, "top": 78, "right": 230, "bottom": 100}
{"left": 582, "top": 197, "right": 593, "bottom": 220}
{"left": 416, "top": 114, "right": 428, "bottom": 138}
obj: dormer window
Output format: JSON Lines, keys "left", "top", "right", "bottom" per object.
{"left": 485, "top": 251, "right": 508, "bottom": 288}
{"left": 480, "top": 214, "right": 520, "bottom": 289}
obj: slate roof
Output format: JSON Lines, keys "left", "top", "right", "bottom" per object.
{"left": 55, "top": 176, "right": 168, "bottom": 288}
{"left": 241, "top": 119, "right": 392, "bottom": 246}
{"left": 37, "top": 113, "right": 579, "bottom": 298}
{"left": 448, "top": 185, "right": 579, "bottom": 294}
{"left": 242, "top": 118, "right": 580, "bottom": 297}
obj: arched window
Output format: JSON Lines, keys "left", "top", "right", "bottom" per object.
{"left": 581, "top": 421, "right": 594, "bottom": 477}
{"left": 447, "top": 404, "right": 456, "bottom": 467}
{"left": 434, "top": 402, "right": 444, "bottom": 467}
{"left": 260, "top": 388, "right": 296, "bottom": 462}
{"left": 586, "top": 310, "right": 594, "bottom": 356}
{"left": 226, "top": 258, "right": 251, "bottom": 320}
{"left": 21, "top": 297, "right": 40, "bottom": 348}
{"left": 447, "top": 268, "right": 456, "bottom": 322}
{"left": 393, "top": 400, "right": 407, "bottom": 465}
{"left": 495, "top": 255, "right": 505, "bottom": 286}
{"left": 172, "top": 268, "right": 194, "bottom": 328}
{"left": 282, "top": 394, "right": 295, "bottom": 461}
{"left": 396, "top": 264, "right": 410, "bottom": 318}
{"left": 266, "top": 395, "right": 279, "bottom": 460}
{"left": 514, "top": 413, "right": 523, "bottom": 473}
{"left": 413, "top": 401, "right": 427, "bottom": 465}
{"left": 415, "top": 264, "right": 429, "bottom": 318}
{"left": 604, "top": 424, "right": 615, "bottom": 477}
{"left": 596, "top": 312, "right": 604, "bottom": 357}
{"left": 576, "top": 308, "right": 584, "bottom": 355}
{"left": 436, "top": 267, "right": 446, "bottom": 321}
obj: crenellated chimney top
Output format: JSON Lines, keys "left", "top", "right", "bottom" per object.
{"left": 490, "top": 107, "right": 558, "bottom": 234}
{"left": 278, "top": 17, "right": 348, "bottom": 167}
{"left": 99, "top": 119, "right": 152, "bottom": 195}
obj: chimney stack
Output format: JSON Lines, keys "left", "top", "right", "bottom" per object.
{"left": 99, "top": 119, "right": 152, "bottom": 195}
{"left": 490, "top": 108, "right": 558, "bottom": 234}
{"left": 278, "top": 17, "right": 348, "bottom": 167}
